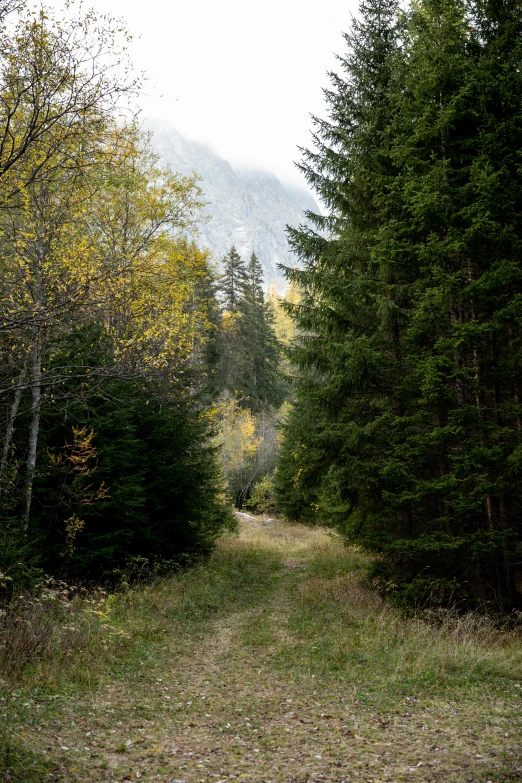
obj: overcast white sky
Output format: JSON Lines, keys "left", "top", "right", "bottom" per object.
{"left": 47, "top": 0, "right": 358, "bottom": 187}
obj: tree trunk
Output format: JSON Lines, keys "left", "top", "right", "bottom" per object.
{"left": 0, "top": 356, "right": 28, "bottom": 496}
{"left": 22, "top": 341, "right": 42, "bottom": 531}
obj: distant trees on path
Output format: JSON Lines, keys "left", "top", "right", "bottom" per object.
{"left": 209, "top": 246, "right": 286, "bottom": 507}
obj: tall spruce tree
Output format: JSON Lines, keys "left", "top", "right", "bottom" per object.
{"left": 237, "top": 252, "right": 284, "bottom": 410}
{"left": 213, "top": 249, "right": 284, "bottom": 410}
{"left": 380, "top": 0, "right": 522, "bottom": 608}
{"left": 276, "top": 0, "right": 522, "bottom": 609}
{"left": 219, "top": 246, "right": 247, "bottom": 312}
{"left": 212, "top": 247, "right": 246, "bottom": 394}
{"left": 276, "top": 0, "right": 402, "bottom": 528}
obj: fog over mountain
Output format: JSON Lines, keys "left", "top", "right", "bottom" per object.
{"left": 146, "top": 119, "right": 318, "bottom": 291}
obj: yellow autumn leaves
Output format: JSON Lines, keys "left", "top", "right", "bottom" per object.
{"left": 0, "top": 3, "right": 217, "bottom": 520}
{"left": 1, "top": 122, "right": 212, "bottom": 381}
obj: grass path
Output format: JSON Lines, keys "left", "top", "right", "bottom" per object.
{"left": 4, "top": 517, "right": 522, "bottom": 782}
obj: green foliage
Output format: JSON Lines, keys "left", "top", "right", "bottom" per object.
{"left": 28, "top": 377, "right": 234, "bottom": 579}
{"left": 0, "top": 735, "right": 58, "bottom": 783}
{"left": 237, "top": 253, "right": 285, "bottom": 411}
{"left": 277, "top": 0, "right": 522, "bottom": 609}
{"left": 245, "top": 475, "right": 277, "bottom": 515}
{"left": 274, "top": 401, "right": 323, "bottom": 525}
{"left": 219, "top": 246, "right": 247, "bottom": 312}
{"left": 1, "top": 310, "right": 233, "bottom": 583}
{"left": 214, "top": 394, "right": 280, "bottom": 508}
{"left": 213, "top": 247, "right": 285, "bottom": 411}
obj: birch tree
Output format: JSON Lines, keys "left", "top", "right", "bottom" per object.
{"left": 0, "top": 3, "right": 136, "bottom": 204}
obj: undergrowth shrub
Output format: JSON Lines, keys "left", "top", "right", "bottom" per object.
{"left": 245, "top": 475, "right": 277, "bottom": 515}
{"left": 0, "top": 580, "right": 124, "bottom": 679}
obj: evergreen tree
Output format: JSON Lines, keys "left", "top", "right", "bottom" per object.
{"left": 276, "top": 0, "right": 402, "bottom": 529}
{"left": 276, "top": 0, "right": 522, "bottom": 609}
{"left": 29, "top": 373, "right": 233, "bottom": 579}
{"left": 376, "top": 0, "right": 522, "bottom": 608}
{"left": 212, "top": 249, "right": 284, "bottom": 410}
{"left": 219, "top": 246, "right": 247, "bottom": 312}
{"left": 237, "top": 253, "right": 284, "bottom": 410}
{"left": 210, "top": 246, "right": 246, "bottom": 395}
{"left": 243, "top": 251, "right": 265, "bottom": 306}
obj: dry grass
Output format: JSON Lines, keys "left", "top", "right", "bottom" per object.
{"left": 281, "top": 544, "right": 522, "bottom": 695}
{"left": 0, "top": 581, "right": 120, "bottom": 682}
{"left": 1, "top": 516, "right": 521, "bottom": 783}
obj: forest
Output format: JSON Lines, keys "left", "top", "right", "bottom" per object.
{"left": 0, "top": 0, "right": 522, "bottom": 779}
{"left": 3, "top": 0, "right": 521, "bottom": 608}
{"left": 276, "top": 0, "right": 522, "bottom": 613}
{"left": 0, "top": 0, "right": 300, "bottom": 590}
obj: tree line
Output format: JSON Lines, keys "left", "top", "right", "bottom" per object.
{"left": 0, "top": 1, "right": 238, "bottom": 587}
{"left": 276, "top": 0, "right": 522, "bottom": 610}
{"left": 209, "top": 246, "right": 286, "bottom": 508}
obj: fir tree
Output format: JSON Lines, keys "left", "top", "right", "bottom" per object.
{"left": 237, "top": 252, "right": 284, "bottom": 410}
{"left": 212, "top": 249, "right": 284, "bottom": 410}
{"left": 210, "top": 246, "right": 246, "bottom": 395}
{"left": 243, "top": 251, "right": 265, "bottom": 307}
{"left": 376, "top": 0, "right": 522, "bottom": 608}
{"left": 219, "top": 246, "right": 247, "bottom": 312}
{"left": 276, "top": 0, "right": 522, "bottom": 609}
{"left": 276, "top": 0, "right": 402, "bottom": 532}
{"left": 31, "top": 375, "right": 233, "bottom": 578}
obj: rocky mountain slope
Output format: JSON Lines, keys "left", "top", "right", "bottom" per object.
{"left": 146, "top": 119, "right": 318, "bottom": 290}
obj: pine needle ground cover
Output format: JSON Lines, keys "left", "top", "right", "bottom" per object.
{"left": 1, "top": 518, "right": 521, "bottom": 782}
